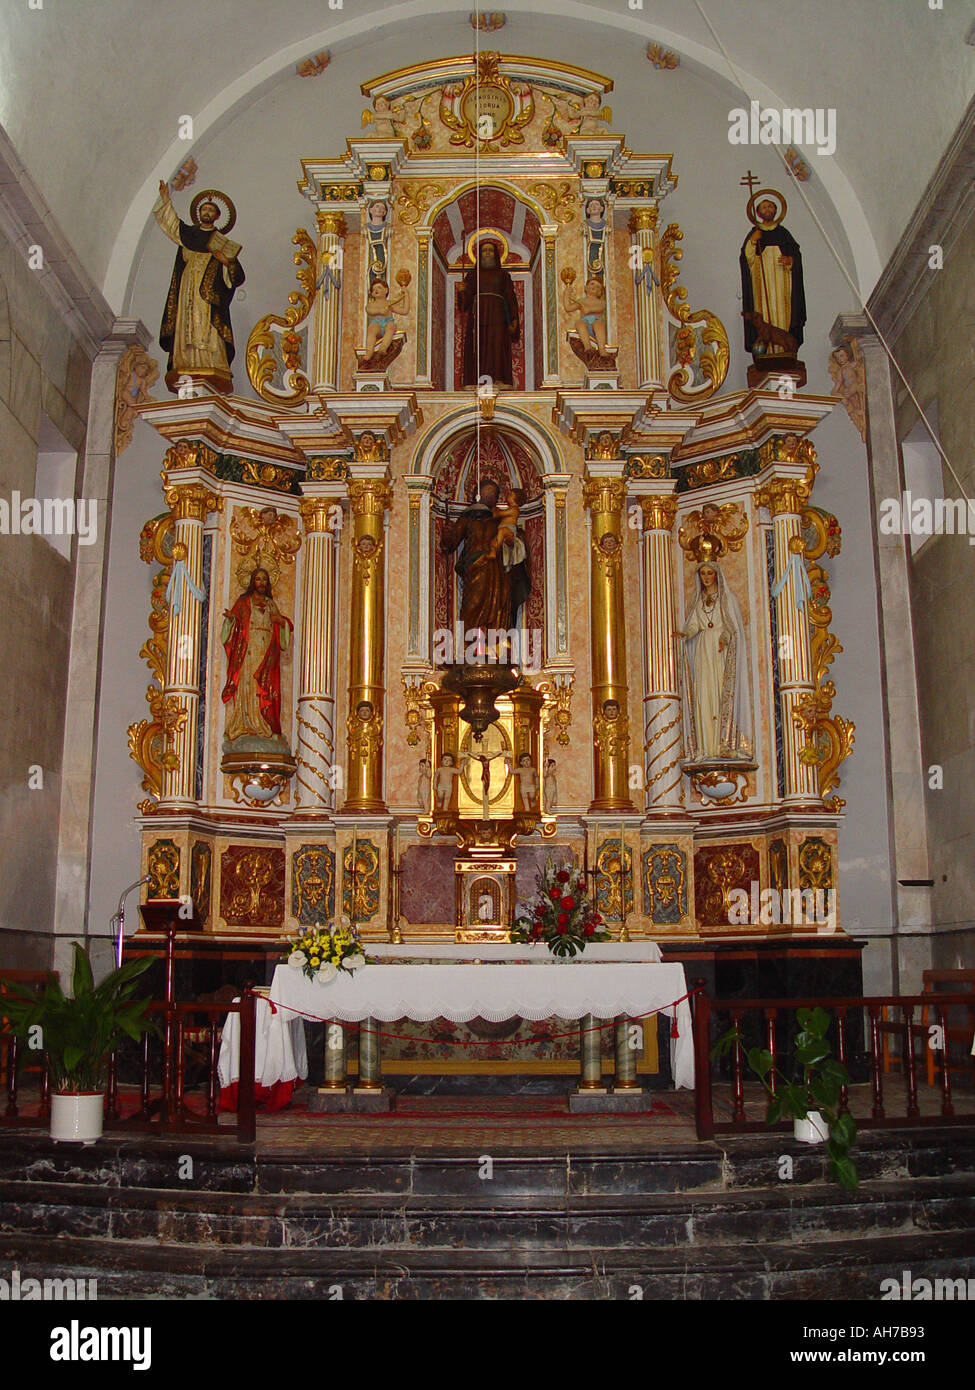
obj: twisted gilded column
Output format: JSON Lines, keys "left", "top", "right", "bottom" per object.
{"left": 629, "top": 204, "right": 661, "bottom": 388}
{"left": 583, "top": 466, "right": 635, "bottom": 812}
{"left": 295, "top": 493, "right": 343, "bottom": 810}
{"left": 344, "top": 469, "right": 392, "bottom": 813}
{"left": 313, "top": 210, "right": 346, "bottom": 392}
{"left": 639, "top": 492, "right": 684, "bottom": 811}
{"left": 159, "top": 479, "right": 220, "bottom": 807}
{"left": 756, "top": 474, "right": 819, "bottom": 805}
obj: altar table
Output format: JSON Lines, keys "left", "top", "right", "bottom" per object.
{"left": 266, "top": 945, "right": 694, "bottom": 1091}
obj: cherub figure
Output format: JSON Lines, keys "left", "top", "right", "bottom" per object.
{"left": 543, "top": 757, "right": 558, "bottom": 813}
{"left": 487, "top": 486, "right": 526, "bottom": 559}
{"left": 563, "top": 276, "right": 610, "bottom": 353}
{"left": 512, "top": 752, "right": 539, "bottom": 811}
{"left": 362, "top": 94, "right": 396, "bottom": 139}
{"left": 362, "top": 278, "right": 410, "bottom": 361}
{"left": 570, "top": 92, "right": 613, "bottom": 135}
{"left": 417, "top": 756, "right": 432, "bottom": 810}
{"left": 434, "top": 752, "right": 462, "bottom": 810}
{"left": 828, "top": 341, "right": 867, "bottom": 442}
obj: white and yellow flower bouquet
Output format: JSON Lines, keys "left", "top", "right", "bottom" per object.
{"left": 286, "top": 917, "right": 368, "bottom": 984}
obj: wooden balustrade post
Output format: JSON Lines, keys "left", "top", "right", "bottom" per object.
{"left": 5, "top": 1036, "right": 18, "bottom": 1118}
{"left": 40, "top": 1061, "right": 50, "bottom": 1119}
{"left": 138, "top": 1033, "right": 151, "bottom": 1120}
{"left": 237, "top": 993, "right": 257, "bottom": 1144}
{"left": 765, "top": 1008, "right": 778, "bottom": 1098}
{"left": 731, "top": 1008, "right": 745, "bottom": 1122}
{"left": 938, "top": 1004, "right": 954, "bottom": 1118}
{"left": 869, "top": 1004, "right": 885, "bottom": 1119}
{"left": 207, "top": 1022, "right": 219, "bottom": 1119}
{"left": 174, "top": 1018, "right": 186, "bottom": 1118}
{"left": 106, "top": 1051, "right": 120, "bottom": 1123}
{"left": 691, "top": 980, "right": 714, "bottom": 1140}
{"left": 901, "top": 1003, "right": 920, "bottom": 1119}
{"left": 836, "top": 1008, "right": 849, "bottom": 1116}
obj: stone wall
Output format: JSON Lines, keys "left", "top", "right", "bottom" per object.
{"left": 0, "top": 229, "right": 92, "bottom": 968}
{"left": 888, "top": 173, "right": 975, "bottom": 983}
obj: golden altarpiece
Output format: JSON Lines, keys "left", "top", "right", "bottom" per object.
{"left": 128, "top": 52, "right": 854, "bottom": 948}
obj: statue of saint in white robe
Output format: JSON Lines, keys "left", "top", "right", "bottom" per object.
{"left": 681, "top": 562, "right": 752, "bottom": 761}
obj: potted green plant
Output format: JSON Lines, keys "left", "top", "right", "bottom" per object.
{"left": 713, "top": 1005, "right": 858, "bottom": 1189}
{"left": 2, "top": 943, "right": 156, "bottom": 1144}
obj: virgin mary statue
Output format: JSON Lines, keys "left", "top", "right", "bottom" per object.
{"left": 681, "top": 561, "right": 752, "bottom": 761}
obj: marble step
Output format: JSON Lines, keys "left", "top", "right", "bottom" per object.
{"left": 0, "top": 1227, "right": 972, "bottom": 1300}
{"left": 2, "top": 1126, "right": 974, "bottom": 1196}
{"left": 2, "top": 1173, "right": 973, "bottom": 1251}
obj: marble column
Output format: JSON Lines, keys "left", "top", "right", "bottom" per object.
{"left": 295, "top": 493, "right": 343, "bottom": 810}
{"left": 629, "top": 204, "right": 661, "bottom": 388}
{"left": 583, "top": 464, "right": 635, "bottom": 812}
{"left": 344, "top": 468, "right": 393, "bottom": 813}
{"left": 159, "top": 480, "right": 221, "bottom": 807}
{"left": 831, "top": 313, "right": 931, "bottom": 934}
{"left": 756, "top": 475, "right": 820, "bottom": 806}
{"left": 312, "top": 210, "right": 347, "bottom": 393}
{"left": 638, "top": 492, "right": 684, "bottom": 811}
{"left": 54, "top": 319, "right": 151, "bottom": 946}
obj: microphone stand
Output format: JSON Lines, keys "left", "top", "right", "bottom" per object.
{"left": 110, "top": 877, "right": 151, "bottom": 968}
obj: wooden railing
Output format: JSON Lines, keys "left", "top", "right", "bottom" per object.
{"left": 692, "top": 983, "right": 975, "bottom": 1141}
{"left": 1, "top": 993, "right": 256, "bottom": 1144}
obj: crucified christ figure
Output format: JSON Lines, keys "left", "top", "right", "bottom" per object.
{"left": 462, "top": 747, "right": 510, "bottom": 821}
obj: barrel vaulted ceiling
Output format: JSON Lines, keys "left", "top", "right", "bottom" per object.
{"left": 0, "top": 0, "right": 971, "bottom": 311}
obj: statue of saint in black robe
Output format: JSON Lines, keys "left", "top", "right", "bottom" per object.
{"left": 739, "top": 200, "right": 805, "bottom": 361}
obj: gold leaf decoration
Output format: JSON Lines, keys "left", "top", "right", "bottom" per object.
{"left": 659, "top": 222, "right": 729, "bottom": 403}
{"left": 245, "top": 228, "right": 317, "bottom": 406}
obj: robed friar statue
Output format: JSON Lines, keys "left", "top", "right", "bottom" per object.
{"left": 739, "top": 187, "right": 805, "bottom": 377}
{"left": 440, "top": 477, "right": 530, "bottom": 635}
{"left": 457, "top": 240, "right": 520, "bottom": 388}
{"left": 154, "top": 182, "right": 245, "bottom": 395}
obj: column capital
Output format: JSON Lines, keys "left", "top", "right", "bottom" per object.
{"left": 299, "top": 496, "right": 343, "bottom": 533}
{"left": 315, "top": 209, "right": 347, "bottom": 237}
{"left": 639, "top": 495, "right": 679, "bottom": 532}
{"left": 164, "top": 480, "right": 222, "bottom": 522}
{"left": 348, "top": 474, "right": 393, "bottom": 517}
{"left": 628, "top": 205, "right": 659, "bottom": 233}
{"left": 582, "top": 473, "right": 627, "bottom": 515}
{"left": 754, "top": 473, "right": 811, "bottom": 518}
{"left": 829, "top": 311, "right": 873, "bottom": 348}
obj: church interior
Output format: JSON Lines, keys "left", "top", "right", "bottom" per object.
{"left": 1, "top": 0, "right": 974, "bottom": 1320}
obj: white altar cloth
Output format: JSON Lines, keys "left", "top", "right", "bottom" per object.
{"left": 268, "top": 954, "right": 694, "bottom": 1089}
{"left": 218, "top": 992, "right": 308, "bottom": 1090}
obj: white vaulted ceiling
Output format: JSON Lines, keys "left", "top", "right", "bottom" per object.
{"left": 0, "top": 0, "right": 972, "bottom": 311}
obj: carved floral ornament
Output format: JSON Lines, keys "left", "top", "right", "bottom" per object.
{"left": 678, "top": 502, "right": 748, "bottom": 562}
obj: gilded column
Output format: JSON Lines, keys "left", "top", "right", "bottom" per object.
{"left": 639, "top": 492, "right": 684, "bottom": 811}
{"left": 159, "top": 479, "right": 221, "bottom": 807}
{"left": 313, "top": 210, "right": 347, "bottom": 393}
{"left": 295, "top": 491, "right": 343, "bottom": 810}
{"left": 344, "top": 465, "right": 393, "bottom": 813}
{"left": 756, "top": 474, "right": 819, "bottom": 805}
{"left": 630, "top": 204, "right": 661, "bottom": 388}
{"left": 583, "top": 462, "right": 635, "bottom": 812}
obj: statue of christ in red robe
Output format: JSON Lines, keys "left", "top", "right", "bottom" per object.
{"left": 457, "top": 240, "right": 520, "bottom": 388}
{"left": 221, "top": 567, "right": 293, "bottom": 742}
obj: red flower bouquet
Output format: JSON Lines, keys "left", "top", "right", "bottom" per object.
{"left": 511, "top": 859, "right": 610, "bottom": 958}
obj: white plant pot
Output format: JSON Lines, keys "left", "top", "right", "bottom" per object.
{"left": 794, "top": 1110, "right": 828, "bottom": 1145}
{"left": 50, "top": 1092, "right": 104, "bottom": 1145}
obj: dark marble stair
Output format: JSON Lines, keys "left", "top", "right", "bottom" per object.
{"left": 0, "top": 1128, "right": 974, "bottom": 1299}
